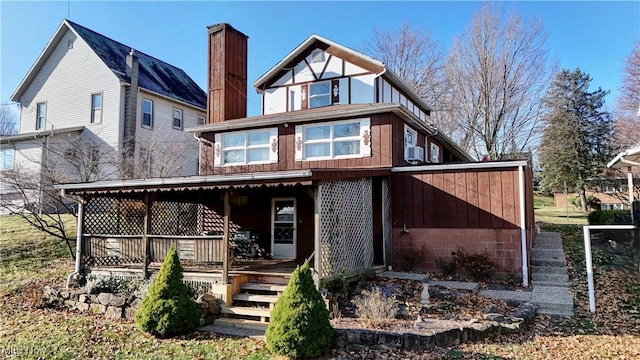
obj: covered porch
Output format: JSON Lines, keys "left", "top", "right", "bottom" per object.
{"left": 56, "top": 169, "right": 391, "bottom": 301}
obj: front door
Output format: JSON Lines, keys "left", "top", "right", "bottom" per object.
{"left": 271, "top": 198, "right": 297, "bottom": 259}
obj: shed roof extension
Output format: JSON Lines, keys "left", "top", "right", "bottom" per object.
{"left": 11, "top": 20, "right": 206, "bottom": 110}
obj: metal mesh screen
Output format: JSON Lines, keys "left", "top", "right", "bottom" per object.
{"left": 319, "top": 178, "right": 373, "bottom": 279}
{"left": 84, "top": 197, "right": 144, "bottom": 235}
{"left": 382, "top": 178, "right": 392, "bottom": 266}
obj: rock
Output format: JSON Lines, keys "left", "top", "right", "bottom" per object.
{"left": 346, "top": 344, "right": 368, "bottom": 351}
{"left": 201, "top": 294, "right": 217, "bottom": 303}
{"left": 129, "top": 298, "right": 141, "bottom": 310}
{"left": 78, "top": 294, "right": 88, "bottom": 303}
{"left": 89, "top": 303, "right": 107, "bottom": 314}
{"left": 196, "top": 294, "right": 220, "bottom": 315}
{"left": 196, "top": 299, "right": 209, "bottom": 309}
{"left": 444, "top": 314, "right": 458, "bottom": 320}
{"left": 88, "top": 295, "right": 99, "bottom": 304}
{"left": 76, "top": 302, "right": 89, "bottom": 312}
{"left": 514, "top": 302, "right": 537, "bottom": 320}
{"left": 109, "top": 296, "right": 126, "bottom": 307}
{"left": 395, "top": 304, "right": 409, "bottom": 319}
{"left": 484, "top": 313, "right": 504, "bottom": 322}
{"left": 105, "top": 306, "right": 123, "bottom": 319}
{"left": 124, "top": 307, "right": 137, "bottom": 320}
{"left": 64, "top": 300, "right": 76, "bottom": 309}
{"left": 371, "top": 344, "right": 394, "bottom": 351}
{"left": 415, "top": 315, "right": 425, "bottom": 323}
{"left": 482, "top": 305, "right": 499, "bottom": 314}
{"left": 60, "top": 290, "right": 70, "bottom": 300}
{"left": 97, "top": 293, "right": 112, "bottom": 305}
{"left": 506, "top": 299, "right": 522, "bottom": 307}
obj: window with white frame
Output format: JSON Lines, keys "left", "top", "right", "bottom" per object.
{"left": 197, "top": 115, "right": 205, "bottom": 125}
{"left": 36, "top": 102, "right": 46, "bottom": 130}
{"left": 310, "top": 49, "right": 325, "bottom": 63}
{"left": 142, "top": 99, "right": 153, "bottom": 129}
{"left": 90, "top": 93, "right": 102, "bottom": 124}
{"left": 403, "top": 125, "right": 417, "bottom": 161}
{"left": 214, "top": 128, "right": 278, "bottom": 166}
{"left": 1, "top": 149, "right": 14, "bottom": 170}
{"left": 172, "top": 108, "right": 183, "bottom": 130}
{"left": 430, "top": 143, "right": 440, "bottom": 163}
{"left": 295, "top": 119, "right": 371, "bottom": 160}
{"left": 309, "top": 81, "right": 331, "bottom": 108}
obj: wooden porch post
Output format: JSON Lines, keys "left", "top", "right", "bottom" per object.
{"left": 143, "top": 194, "right": 151, "bottom": 279}
{"left": 314, "top": 185, "right": 322, "bottom": 289}
{"left": 222, "top": 189, "right": 230, "bottom": 285}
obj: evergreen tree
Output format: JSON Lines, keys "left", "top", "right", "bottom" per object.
{"left": 135, "top": 245, "right": 200, "bottom": 337}
{"left": 539, "top": 68, "right": 614, "bottom": 212}
{"left": 265, "top": 262, "right": 334, "bottom": 358}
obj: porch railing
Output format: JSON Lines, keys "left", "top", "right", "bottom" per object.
{"left": 82, "top": 234, "right": 225, "bottom": 267}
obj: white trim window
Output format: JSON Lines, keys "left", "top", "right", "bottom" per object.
{"left": 214, "top": 128, "right": 278, "bottom": 166}
{"left": 403, "top": 125, "right": 417, "bottom": 162}
{"left": 197, "top": 115, "right": 206, "bottom": 125}
{"left": 142, "top": 99, "right": 153, "bottom": 129}
{"left": 295, "top": 118, "right": 371, "bottom": 160}
{"left": 309, "top": 81, "right": 331, "bottom": 108}
{"left": 90, "top": 93, "right": 102, "bottom": 124}
{"left": 36, "top": 102, "right": 46, "bottom": 130}
{"left": 430, "top": 142, "right": 440, "bottom": 163}
{"left": 1, "top": 149, "right": 14, "bottom": 170}
{"left": 172, "top": 108, "right": 183, "bottom": 130}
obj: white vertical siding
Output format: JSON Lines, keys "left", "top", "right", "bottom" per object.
{"left": 16, "top": 29, "right": 122, "bottom": 152}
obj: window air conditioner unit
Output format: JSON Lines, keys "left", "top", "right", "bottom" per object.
{"left": 405, "top": 145, "right": 425, "bottom": 163}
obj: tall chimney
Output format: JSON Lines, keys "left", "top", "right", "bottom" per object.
{"left": 207, "top": 23, "right": 248, "bottom": 123}
{"left": 123, "top": 49, "right": 139, "bottom": 178}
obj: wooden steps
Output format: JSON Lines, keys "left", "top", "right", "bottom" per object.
{"left": 232, "top": 293, "right": 279, "bottom": 303}
{"left": 241, "top": 282, "right": 287, "bottom": 293}
{"left": 213, "top": 318, "right": 268, "bottom": 331}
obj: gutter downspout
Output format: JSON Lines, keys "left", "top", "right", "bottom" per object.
{"left": 518, "top": 165, "right": 529, "bottom": 287}
{"left": 63, "top": 188, "right": 84, "bottom": 287}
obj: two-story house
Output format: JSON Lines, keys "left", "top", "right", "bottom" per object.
{"left": 56, "top": 24, "right": 535, "bottom": 323}
{"left": 1, "top": 19, "right": 206, "bottom": 210}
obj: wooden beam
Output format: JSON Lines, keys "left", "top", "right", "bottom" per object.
{"left": 222, "top": 189, "right": 230, "bottom": 285}
{"left": 143, "top": 194, "right": 151, "bottom": 279}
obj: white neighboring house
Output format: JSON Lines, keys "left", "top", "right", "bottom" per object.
{"left": 1, "top": 19, "right": 206, "bottom": 211}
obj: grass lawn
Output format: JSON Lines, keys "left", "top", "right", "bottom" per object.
{"left": 534, "top": 194, "right": 588, "bottom": 225}
{"left": 1, "top": 202, "right": 639, "bottom": 359}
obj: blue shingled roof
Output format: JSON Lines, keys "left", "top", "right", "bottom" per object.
{"left": 67, "top": 20, "right": 206, "bottom": 109}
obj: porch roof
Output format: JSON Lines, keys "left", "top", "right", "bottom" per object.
{"left": 55, "top": 168, "right": 391, "bottom": 196}
{"left": 607, "top": 144, "right": 640, "bottom": 169}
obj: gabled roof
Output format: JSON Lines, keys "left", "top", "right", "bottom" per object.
{"left": 11, "top": 20, "right": 206, "bottom": 110}
{"left": 252, "top": 34, "right": 432, "bottom": 112}
{"left": 607, "top": 144, "right": 640, "bottom": 169}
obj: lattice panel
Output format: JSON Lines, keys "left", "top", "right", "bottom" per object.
{"left": 82, "top": 236, "right": 144, "bottom": 267}
{"left": 319, "top": 178, "right": 373, "bottom": 279}
{"left": 150, "top": 201, "right": 201, "bottom": 236}
{"left": 382, "top": 178, "right": 393, "bottom": 266}
{"left": 84, "top": 197, "right": 144, "bottom": 235}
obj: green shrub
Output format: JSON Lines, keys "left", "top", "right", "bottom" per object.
{"left": 570, "top": 195, "right": 601, "bottom": 210}
{"left": 452, "top": 247, "right": 498, "bottom": 281}
{"left": 265, "top": 261, "right": 334, "bottom": 358}
{"left": 134, "top": 246, "right": 200, "bottom": 337}
{"left": 588, "top": 210, "right": 631, "bottom": 225}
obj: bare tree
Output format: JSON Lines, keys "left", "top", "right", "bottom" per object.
{"left": 614, "top": 40, "right": 640, "bottom": 149}
{"left": 362, "top": 22, "right": 453, "bottom": 132}
{"left": 442, "top": 4, "right": 552, "bottom": 159}
{"left": 0, "top": 104, "right": 18, "bottom": 136}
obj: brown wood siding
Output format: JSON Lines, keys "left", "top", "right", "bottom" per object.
{"left": 391, "top": 167, "right": 522, "bottom": 229}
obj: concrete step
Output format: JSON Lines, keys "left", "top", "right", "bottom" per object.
{"left": 213, "top": 318, "right": 269, "bottom": 331}
{"left": 531, "top": 265, "right": 568, "bottom": 276}
{"left": 532, "top": 281, "right": 570, "bottom": 288}
{"left": 530, "top": 273, "right": 569, "bottom": 283}
{"left": 221, "top": 306, "right": 271, "bottom": 318}
{"left": 233, "top": 293, "right": 279, "bottom": 304}
{"left": 531, "top": 257, "right": 567, "bottom": 267}
{"left": 531, "top": 249, "right": 566, "bottom": 260}
{"left": 531, "top": 286, "right": 574, "bottom": 317}
{"left": 532, "top": 240, "right": 563, "bottom": 250}
{"left": 241, "top": 282, "right": 287, "bottom": 293}
{"left": 536, "top": 303, "right": 574, "bottom": 317}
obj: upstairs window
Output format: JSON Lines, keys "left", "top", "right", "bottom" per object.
{"left": 197, "top": 115, "right": 205, "bottom": 125}
{"left": 90, "top": 93, "right": 102, "bottom": 124}
{"left": 309, "top": 81, "right": 331, "bottom": 108}
{"left": 214, "top": 128, "right": 278, "bottom": 166}
{"left": 36, "top": 102, "right": 46, "bottom": 130}
{"left": 310, "top": 49, "right": 325, "bottom": 63}
{"left": 295, "top": 119, "right": 371, "bottom": 160}
{"left": 142, "top": 99, "right": 153, "bottom": 129}
{"left": 172, "top": 108, "right": 183, "bottom": 130}
{"left": 1, "top": 149, "right": 14, "bottom": 170}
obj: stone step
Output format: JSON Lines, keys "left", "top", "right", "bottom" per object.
{"left": 532, "top": 240, "right": 563, "bottom": 250}
{"left": 233, "top": 293, "right": 279, "bottom": 304}
{"left": 213, "top": 318, "right": 269, "bottom": 331}
{"left": 221, "top": 306, "right": 271, "bottom": 319}
{"left": 531, "top": 265, "right": 568, "bottom": 275}
{"left": 530, "top": 273, "right": 569, "bottom": 283}
{"left": 531, "top": 286, "right": 574, "bottom": 317}
{"left": 240, "top": 282, "right": 287, "bottom": 293}
{"left": 531, "top": 258, "right": 567, "bottom": 267}
{"left": 536, "top": 303, "right": 575, "bottom": 317}
{"left": 531, "top": 249, "right": 566, "bottom": 259}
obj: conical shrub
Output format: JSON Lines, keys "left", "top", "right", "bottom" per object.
{"left": 135, "top": 245, "right": 200, "bottom": 337}
{"left": 265, "top": 261, "right": 334, "bottom": 358}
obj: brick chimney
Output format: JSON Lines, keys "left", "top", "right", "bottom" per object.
{"left": 122, "top": 49, "right": 139, "bottom": 178}
{"left": 207, "top": 23, "right": 248, "bottom": 123}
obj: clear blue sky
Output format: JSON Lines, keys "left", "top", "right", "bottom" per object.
{"left": 1, "top": 1, "right": 639, "bottom": 118}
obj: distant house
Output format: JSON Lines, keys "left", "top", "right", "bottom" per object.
{"left": 56, "top": 24, "right": 535, "bottom": 322}
{"left": 1, "top": 19, "right": 206, "bottom": 208}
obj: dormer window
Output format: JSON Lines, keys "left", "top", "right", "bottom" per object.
{"left": 309, "top": 81, "right": 331, "bottom": 108}
{"left": 311, "top": 49, "right": 325, "bottom": 63}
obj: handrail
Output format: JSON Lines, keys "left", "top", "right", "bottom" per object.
{"left": 583, "top": 224, "right": 636, "bottom": 312}
{"left": 83, "top": 234, "right": 224, "bottom": 239}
